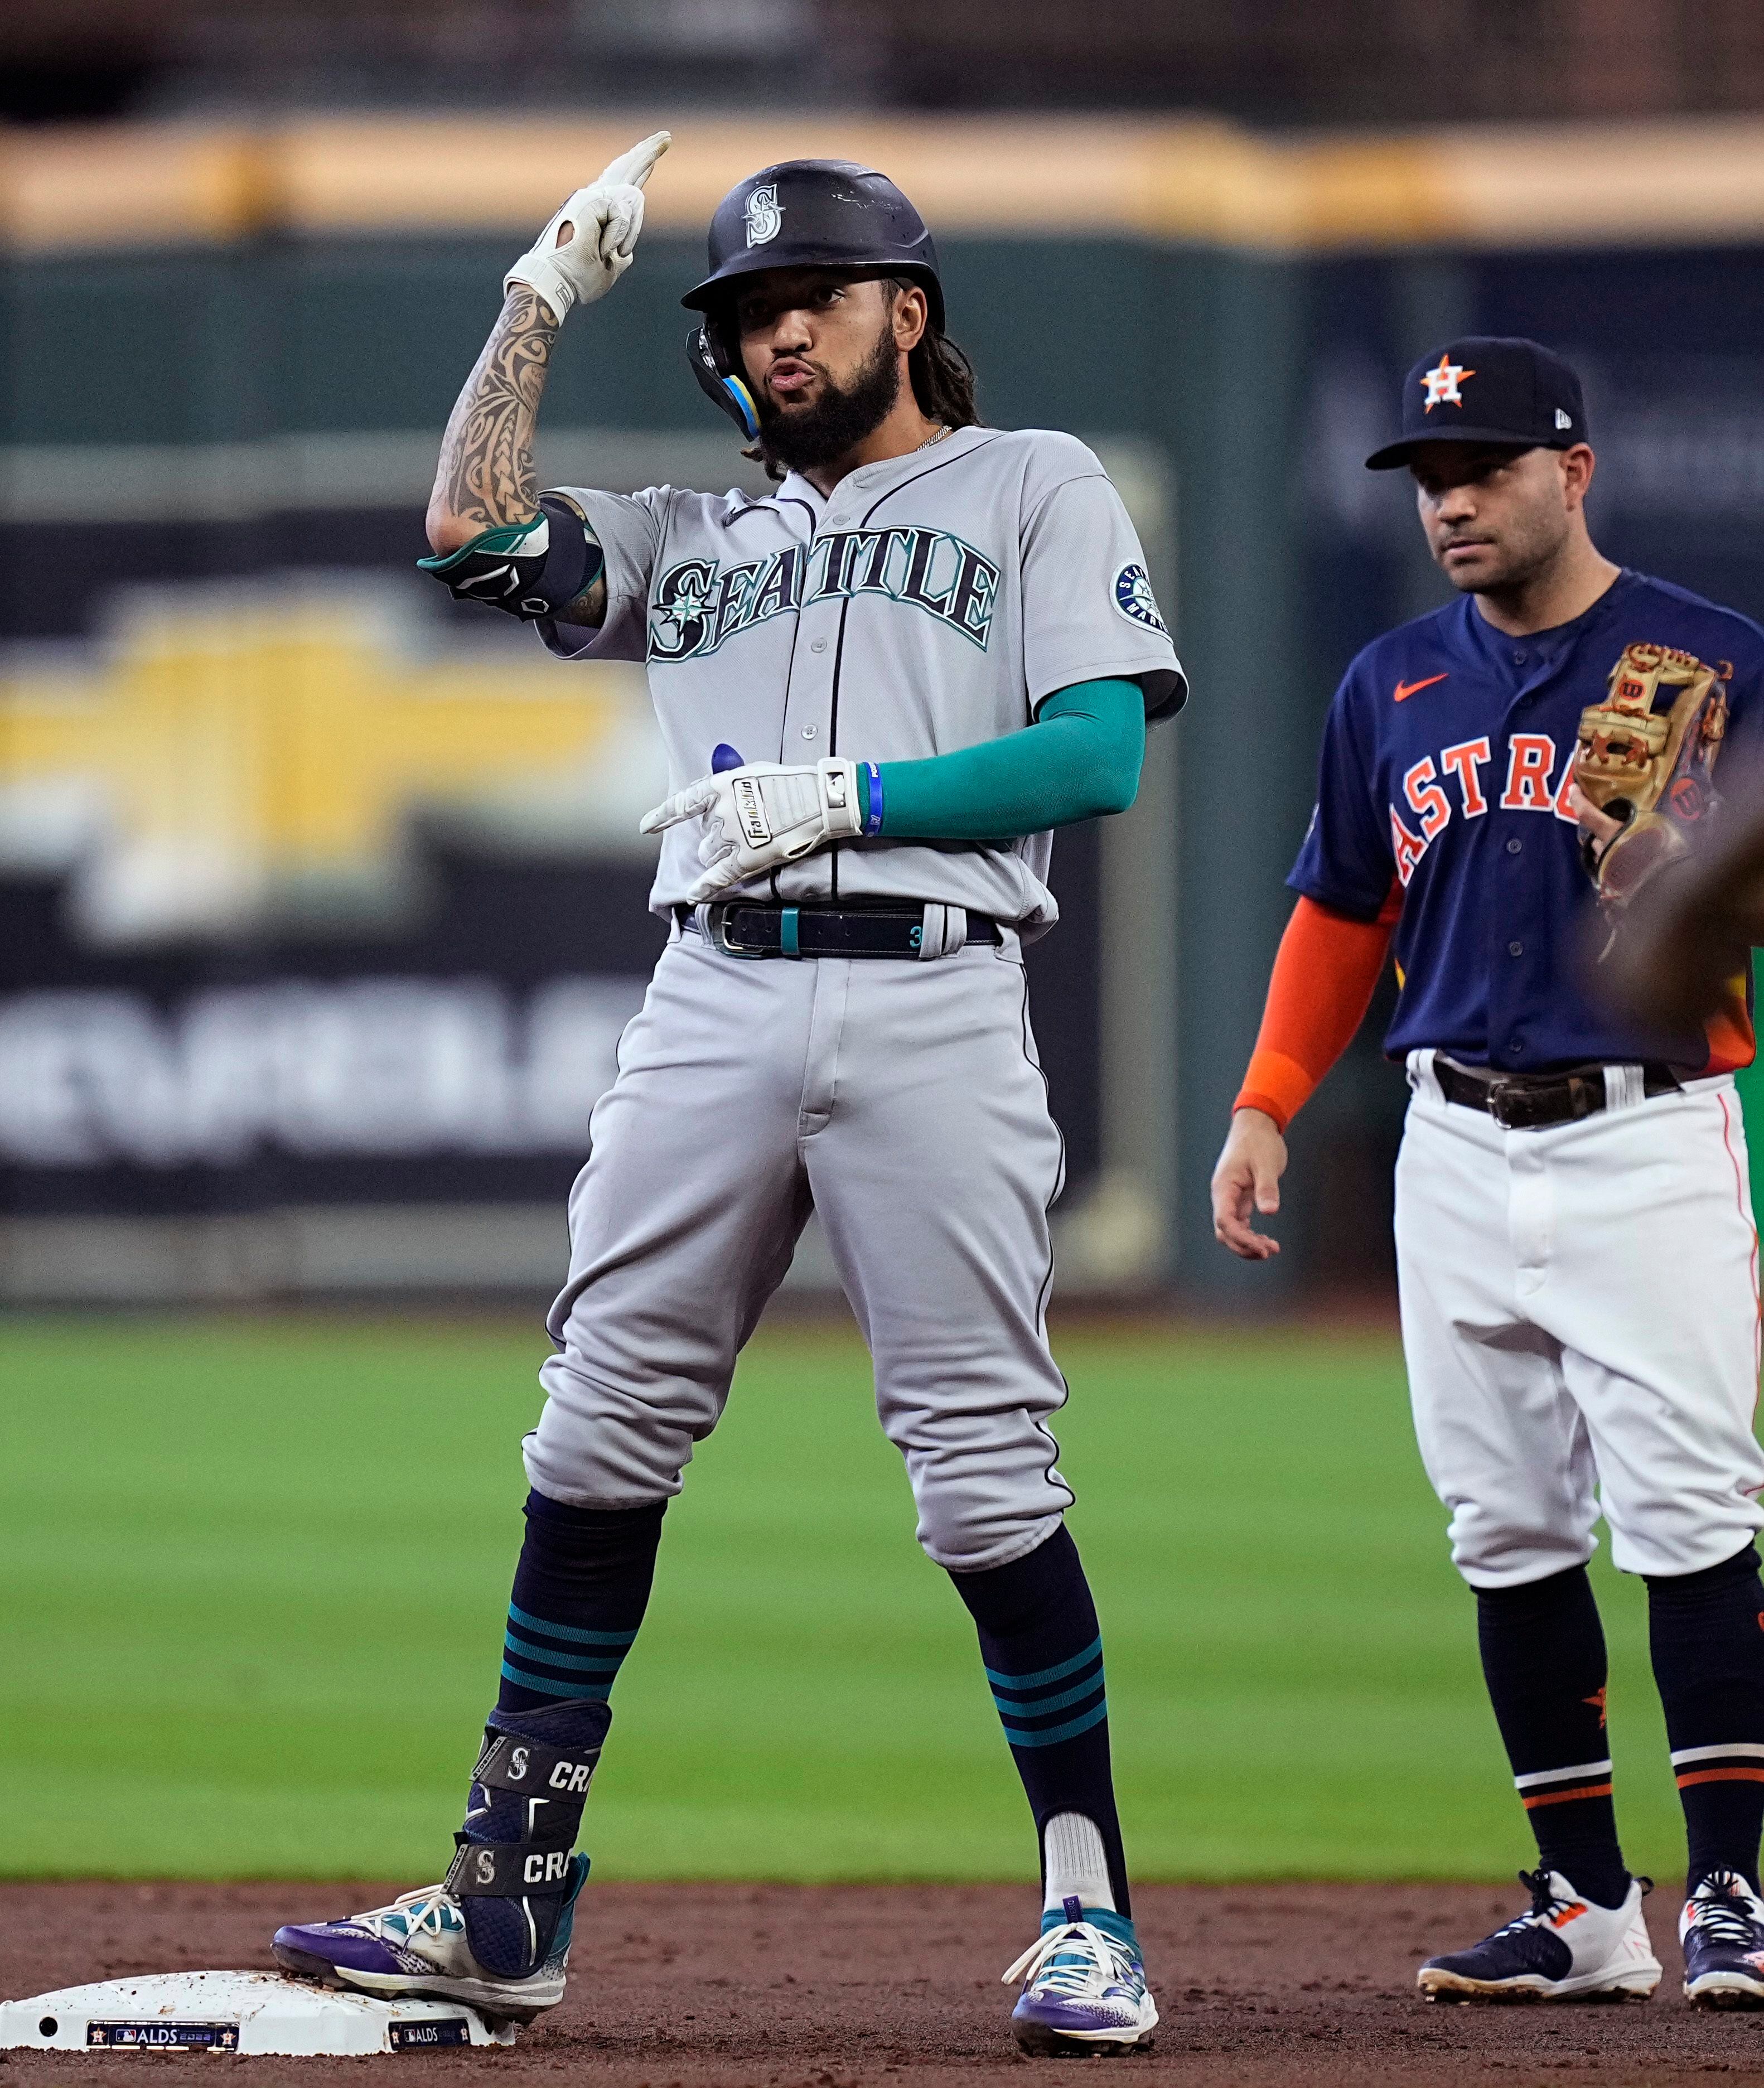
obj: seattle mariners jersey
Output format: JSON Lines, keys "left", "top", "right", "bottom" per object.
{"left": 542, "top": 426, "right": 1185, "bottom": 931}
{"left": 1292, "top": 569, "right": 1763, "bottom": 1072}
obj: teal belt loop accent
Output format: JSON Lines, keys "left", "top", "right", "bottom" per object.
{"left": 780, "top": 906, "right": 801, "bottom": 958}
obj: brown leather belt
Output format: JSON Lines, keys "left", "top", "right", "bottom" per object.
{"left": 1434, "top": 1055, "right": 1683, "bottom": 1131}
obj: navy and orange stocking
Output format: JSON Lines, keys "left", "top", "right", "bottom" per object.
{"left": 1648, "top": 1544, "right": 1764, "bottom": 1894}
{"left": 1476, "top": 1565, "right": 1629, "bottom": 1908}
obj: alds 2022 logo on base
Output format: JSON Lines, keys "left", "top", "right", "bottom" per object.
{"left": 1113, "top": 562, "right": 1168, "bottom": 636}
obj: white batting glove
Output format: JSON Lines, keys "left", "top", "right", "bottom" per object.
{"left": 641, "top": 759, "right": 866, "bottom": 902}
{"left": 505, "top": 130, "right": 671, "bottom": 322}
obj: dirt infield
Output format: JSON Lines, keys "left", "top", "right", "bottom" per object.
{"left": 8, "top": 1882, "right": 1764, "bottom": 2087}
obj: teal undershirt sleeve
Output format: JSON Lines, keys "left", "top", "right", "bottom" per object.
{"left": 871, "top": 678, "right": 1146, "bottom": 842}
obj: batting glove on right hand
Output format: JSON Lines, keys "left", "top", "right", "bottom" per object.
{"left": 505, "top": 130, "right": 670, "bottom": 322}
{"left": 641, "top": 757, "right": 866, "bottom": 902}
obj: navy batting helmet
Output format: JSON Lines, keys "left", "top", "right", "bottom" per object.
{"left": 683, "top": 160, "right": 944, "bottom": 439}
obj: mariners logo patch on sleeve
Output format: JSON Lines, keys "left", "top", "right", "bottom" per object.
{"left": 1113, "top": 562, "right": 1168, "bottom": 636}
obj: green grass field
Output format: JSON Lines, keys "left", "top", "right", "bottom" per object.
{"left": 0, "top": 1313, "right": 1707, "bottom": 1885}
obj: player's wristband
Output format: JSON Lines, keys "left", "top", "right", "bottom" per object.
{"left": 857, "top": 762, "right": 885, "bottom": 837}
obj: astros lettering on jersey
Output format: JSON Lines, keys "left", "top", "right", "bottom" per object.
{"left": 1292, "top": 568, "right": 1764, "bottom": 1075}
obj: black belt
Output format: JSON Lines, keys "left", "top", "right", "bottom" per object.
{"left": 679, "top": 902, "right": 1001, "bottom": 960}
{"left": 1434, "top": 1055, "right": 1683, "bottom": 1130}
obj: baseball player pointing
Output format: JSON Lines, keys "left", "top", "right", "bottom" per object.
{"left": 1215, "top": 338, "right": 1764, "bottom": 2007}
{"left": 273, "top": 138, "right": 1183, "bottom": 2055}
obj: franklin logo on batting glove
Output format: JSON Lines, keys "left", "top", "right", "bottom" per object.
{"left": 642, "top": 755, "right": 866, "bottom": 902}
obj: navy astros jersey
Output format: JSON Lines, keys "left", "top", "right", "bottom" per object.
{"left": 1291, "top": 568, "right": 1763, "bottom": 1073}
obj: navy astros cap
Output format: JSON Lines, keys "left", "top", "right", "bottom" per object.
{"left": 1365, "top": 336, "right": 1588, "bottom": 470}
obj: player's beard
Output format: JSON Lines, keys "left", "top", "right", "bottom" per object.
{"left": 753, "top": 325, "right": 901, "bottom": 476}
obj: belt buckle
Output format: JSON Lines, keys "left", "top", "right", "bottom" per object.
{"left": 1483, "top": 1079, "right": 1525, "bottom": 1130}
{"left": 704, "top": 902, "right": 770, "bottom": 959}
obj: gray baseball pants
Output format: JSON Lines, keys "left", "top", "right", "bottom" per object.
{"left": 526, "top": 920, "right": 1074, "bottom": 1571}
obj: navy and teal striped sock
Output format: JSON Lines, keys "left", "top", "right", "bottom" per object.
{"left": 949, "top": 1523, "right": 1130, "bottom": 1919}
{"left": 495, "top": 1490, "right": 665, "bottom": 1714}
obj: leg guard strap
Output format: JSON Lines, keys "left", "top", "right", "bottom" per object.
{"left": 471, "top": 1729, "right": 602, "bottom": 1800}
{"left": 445, "top": 1833, "right": 580, "bottom": 1898}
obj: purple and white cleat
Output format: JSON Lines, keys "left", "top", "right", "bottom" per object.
{"left": 275, "top": 1698, "right": 607, "bottom": 2024}
{"left": 272, "top": 1859, "right": 587, "bottom": 2023}
{"left": 1002, "top": 1897, "right": 1158, "bottom": 2056}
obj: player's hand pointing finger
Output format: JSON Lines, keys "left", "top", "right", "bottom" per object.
{"left": 641, "top": 746, "right": 748, "bottom": 837}
{"left": 598, "top": 131, "right": 671, "bottom": 195}
{"left": 505, "top": 132, "right": 671, "bottom": 321}
{"left": 1211, "top": 1108, "right": 1286, "bottom": 1261}
{"left": 639, "top": 781, "right": 714, "bottom": 835}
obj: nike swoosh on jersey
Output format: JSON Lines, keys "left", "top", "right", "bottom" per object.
{"left": 1393, "top": 673, "right": 1449, "bottom": 702}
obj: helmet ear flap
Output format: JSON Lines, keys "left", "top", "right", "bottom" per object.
{"left": 688, "top": 321, "right": 760, "bottom": 441}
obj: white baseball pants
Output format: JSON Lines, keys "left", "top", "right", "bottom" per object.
{"left": 1395, "top": 1051, "right": 1764, "bottom": 1588}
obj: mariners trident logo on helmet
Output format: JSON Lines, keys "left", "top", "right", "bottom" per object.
{"left": 744, "top": 183, "right": 783, "bottom": 246}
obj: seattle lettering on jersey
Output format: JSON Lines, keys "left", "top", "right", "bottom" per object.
{"left": 649, "top": 525, "right": 1001, "bottom": 663}
{"left": 1388, "top": 732, "right": 1578, "bottom": 885}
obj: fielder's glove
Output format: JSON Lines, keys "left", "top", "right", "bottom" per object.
{"left": 505, "top": 130, "right": 670, "bottom": 323}
{"left": 1572, "top": 640, "right": 1730, "bottom": 911}
{"left": 641, "top": 758, "right": 866, "bottom": 902}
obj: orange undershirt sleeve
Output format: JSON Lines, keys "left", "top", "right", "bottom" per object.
{"left": 1233, "top": 889, "right": 1401, "bottom": 1133}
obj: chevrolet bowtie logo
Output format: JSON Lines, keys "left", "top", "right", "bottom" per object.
{"left": 1, "top": 582, "right": 641, "bottom": 941}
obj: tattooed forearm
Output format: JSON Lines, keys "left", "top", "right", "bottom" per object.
{"left": 427, "top": 287, "right": 559, "bottom": 546}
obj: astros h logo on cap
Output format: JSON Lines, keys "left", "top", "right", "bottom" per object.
{"left": 1364, "top": 336, "right": 1588, "bottom": 470}
{"left": 1420, "top": 352, "right": 1476, "bottom": 412}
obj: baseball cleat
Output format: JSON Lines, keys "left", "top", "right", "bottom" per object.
{"left": 1418, "top": 1869, "right": 1660, "bottom": 2002}
{"left": 1681, "top": 1870, "right": 1764, "bottom": 2007}
{"left": 1002, "top": 1897, "right": 1157, "bottom": 2055}
{"left": 276, "top": 1696, "right": 608, "bottom": 2024}
{"left": 272, "top": 1859, "right": 587, "bottom": 2023}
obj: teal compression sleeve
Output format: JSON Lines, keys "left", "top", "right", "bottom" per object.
{"left": 871, "top": 678, "right": 1146, "bottom": 842}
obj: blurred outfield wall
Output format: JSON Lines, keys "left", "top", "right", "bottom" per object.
{"left": 8, "top": 113, "right": 1764, "bottom": 1304}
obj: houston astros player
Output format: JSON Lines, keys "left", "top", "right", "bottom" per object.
{"left": 1213, "top": 337, "right": 1764, "bottom": 2007}
{"left": 270, "top": 138, "right": 1184, "bottom": 2053}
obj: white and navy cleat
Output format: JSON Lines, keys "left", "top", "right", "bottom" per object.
{"left": 273, "top": 1860, "right": 586, "bottom": 2025}
{"left": 1002, "top": 1896, "right": 1157, "bottom": 2055}
{"left": 1418, "top": 1869, "right": 1660, "bottom": 2003}
{"left": 1681, "top": 1870, "right": 1764, "bottom": 2008}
